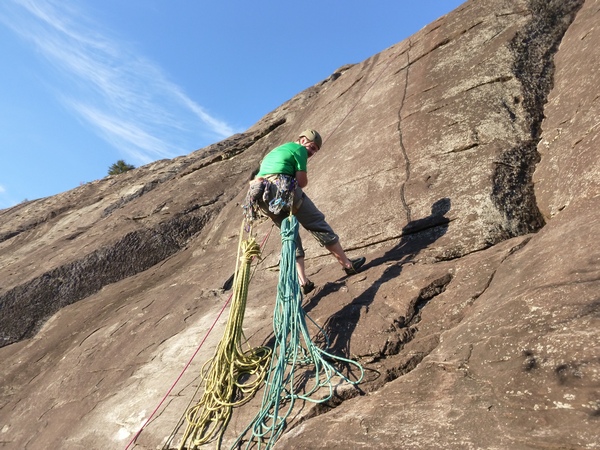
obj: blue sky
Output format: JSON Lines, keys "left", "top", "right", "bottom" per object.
{"left": 0, "top": 0, "right": 464, "bottom": 209}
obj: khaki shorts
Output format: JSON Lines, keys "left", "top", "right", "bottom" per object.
{"left": 257, "top": 184, "right": 339, "bottom": 258}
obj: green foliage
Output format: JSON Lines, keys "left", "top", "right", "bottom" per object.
{"left": 108, "top": 160, "right": 135, "bottom": 175}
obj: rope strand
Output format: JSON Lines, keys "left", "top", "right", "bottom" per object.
{"left": 233, "top": 216, "right": 364, "bottom": 449}
{"left": 175, "top": 235, "right": 271, "bottom": 449}
{"left": 126, "top": 223, "right": 274, "bottom": 450}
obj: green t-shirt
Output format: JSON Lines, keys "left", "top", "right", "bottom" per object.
{"left": 256, "top": 142, "right": 308, "bottom": 177}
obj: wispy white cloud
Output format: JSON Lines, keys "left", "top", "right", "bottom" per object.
{"left": 72, "top": 103, "right": 176, "bottom": 164}
{"left": 0, "top": 0, "right": 238, "bottom": 164}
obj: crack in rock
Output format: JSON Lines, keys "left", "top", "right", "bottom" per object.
{"left": 397, "top": 39, "right": 413, "bottom": 224}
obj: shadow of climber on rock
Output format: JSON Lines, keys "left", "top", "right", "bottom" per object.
{"left": 309, "top": 198, "right": 452, "bottom": 362}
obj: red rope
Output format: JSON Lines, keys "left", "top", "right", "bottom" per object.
{"left": 124, "top": 294, "right": 231, "bottom": 450}
{"left": 124, "top": 225, "right": 273, "bottom": 450}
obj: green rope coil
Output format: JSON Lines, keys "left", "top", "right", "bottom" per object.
{"left": 234, "top": 216, "right": 364, "bottom": 449}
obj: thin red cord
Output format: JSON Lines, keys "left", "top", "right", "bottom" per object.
{"left": 123, "top": 295, "right": 231, "bottom": 450}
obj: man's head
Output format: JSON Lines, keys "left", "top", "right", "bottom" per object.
{"left": 298, "top": 129, "right": 322, "bottom": 157}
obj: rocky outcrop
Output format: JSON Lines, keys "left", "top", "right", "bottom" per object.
{"left": 0, "top": 0, "right": 598, "bottom": 449}
{"left": 0, "top": 126, "right": 283, "bottom": 346}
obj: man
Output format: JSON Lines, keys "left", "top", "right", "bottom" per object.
{"left": 244, "top": 129, "right": 366, "bottom": 295}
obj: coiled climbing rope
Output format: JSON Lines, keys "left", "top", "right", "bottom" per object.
{"left": 233, "top": 216, "right": 364, "bottom": 449}
{"left": 163, "top": 216, "right": 364, "bottom": 449}
{"left": 173, "top": 226, "right": 272, "bottom": 450}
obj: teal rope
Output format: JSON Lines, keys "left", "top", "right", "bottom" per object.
{"left": 233, "top": 216, "right": 364, "bottom": 449}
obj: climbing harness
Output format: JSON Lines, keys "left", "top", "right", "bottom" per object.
{"left": 266, "top": 174, "right": 297, "bottom": 216}
{"left": 232, "top": 216, "right": 364, "bottom": 449}
{"left": 243, "top": 174, "right": 297, "bottom": 221}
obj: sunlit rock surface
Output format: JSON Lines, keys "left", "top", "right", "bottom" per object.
{"left": 1, "top": 0, "right": 598, "bottom": 448}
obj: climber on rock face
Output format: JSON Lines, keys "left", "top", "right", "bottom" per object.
{"left": 244, "top": 129, "right": 366, "bottom": 295}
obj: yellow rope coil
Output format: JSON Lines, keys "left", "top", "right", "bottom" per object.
{"left": 177, "top": 233, "right": 271, "bottom": 449}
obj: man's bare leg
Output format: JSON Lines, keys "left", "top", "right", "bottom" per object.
{"left": 296, "top": 256, "right": 309, "bottom": 286}
{"left": 325, "top": 241, "right": 354, "bottom": 269}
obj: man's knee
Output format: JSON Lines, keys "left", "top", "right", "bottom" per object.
{"left": 311, "top": 231, "right": 339, "bottom": 248}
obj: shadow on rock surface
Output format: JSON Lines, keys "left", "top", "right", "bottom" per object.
{"left": 305, "top": 198, "right": 451, "bottom": 361}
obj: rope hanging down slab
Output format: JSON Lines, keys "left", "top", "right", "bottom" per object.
{"left": 233, "top": 216, "right": 364, "bottom": 449}
{"left": 175, "top": 233, "right": 271, "bottom": 450}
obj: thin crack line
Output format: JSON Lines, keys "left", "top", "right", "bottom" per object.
{"left": 398, "top": 39, "right": 413, "bottom": 224}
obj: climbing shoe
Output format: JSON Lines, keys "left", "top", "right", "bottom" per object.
{"left": 344, "top": 257, "right": 366, "bottom": 275}
{"left": 302, "top": 280, "right": 315, "bottom": 295}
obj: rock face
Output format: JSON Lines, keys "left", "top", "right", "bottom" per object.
{"left": 0, "top": 0, "right": 598, "bottom": 449}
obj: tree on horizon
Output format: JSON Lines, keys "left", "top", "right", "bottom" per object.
{"left": 108, "top": 160, "right": 135, "bottom": 175}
